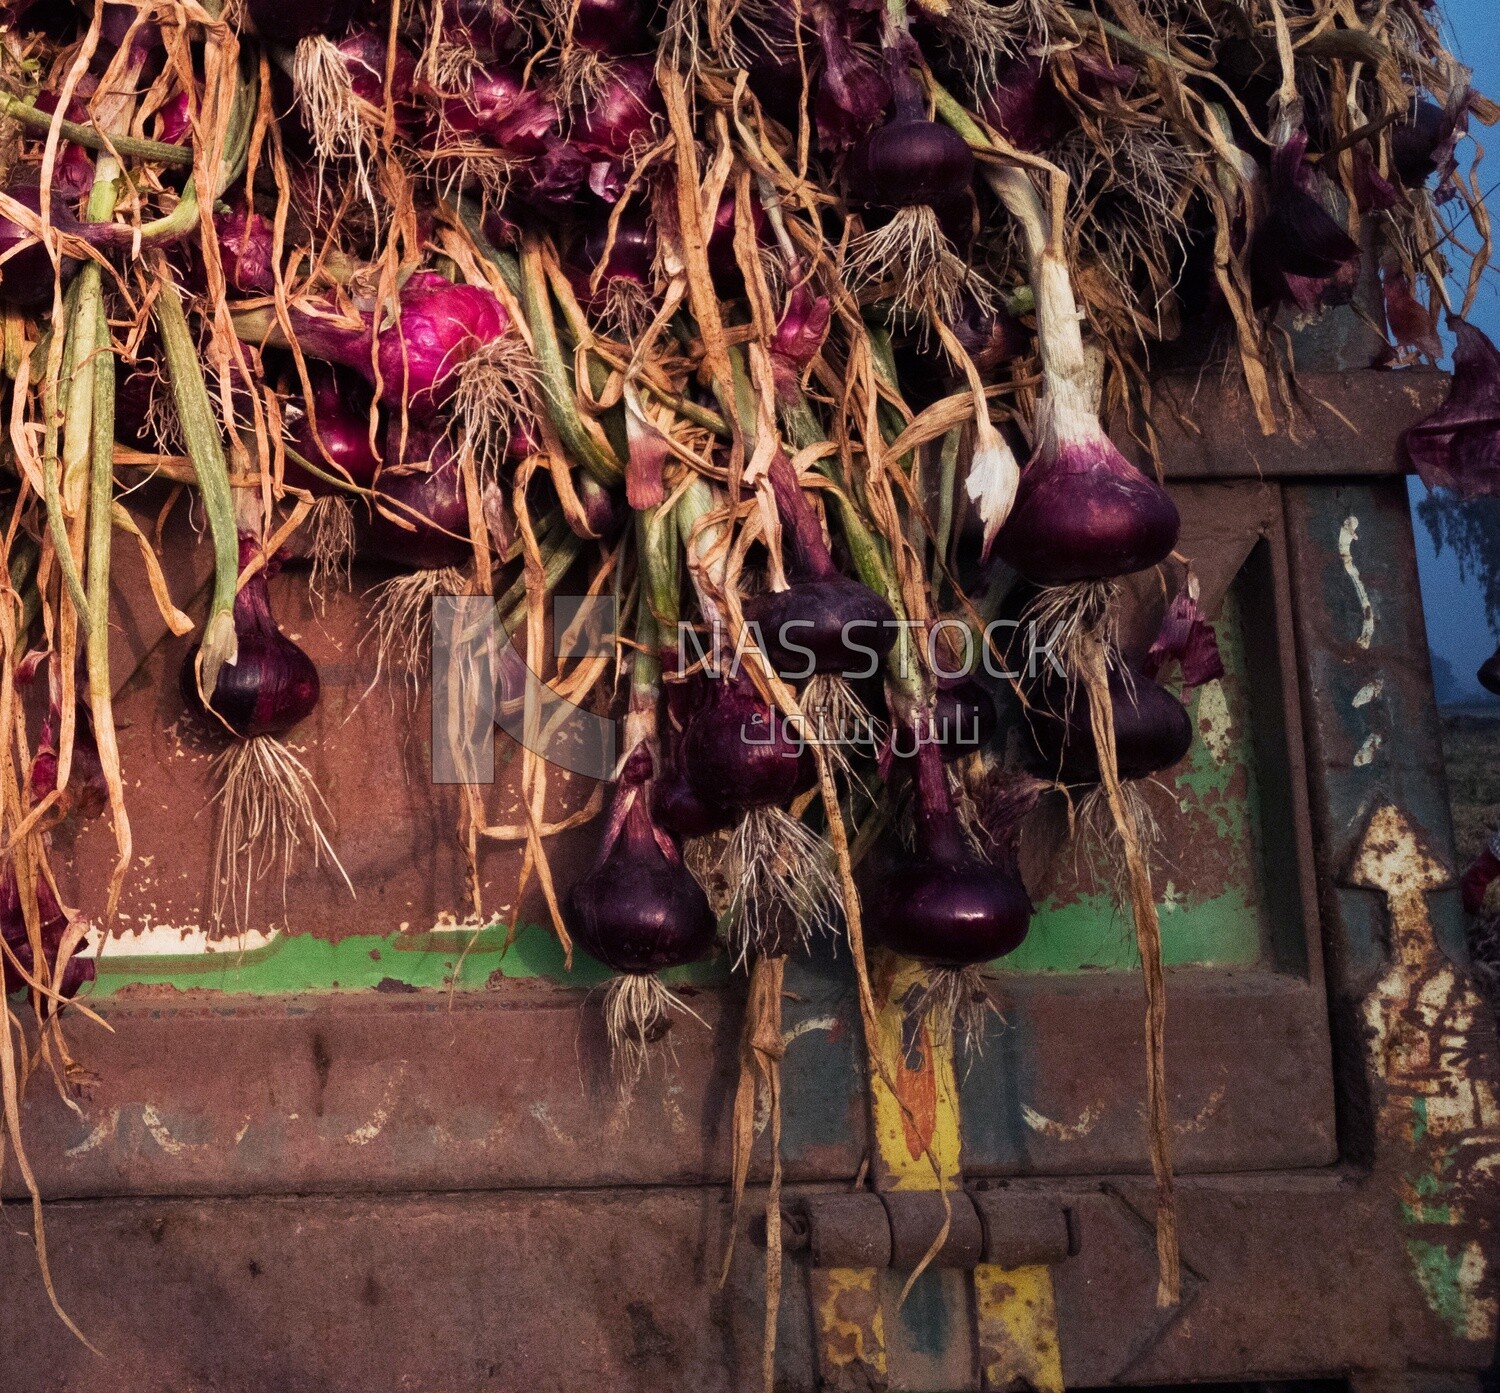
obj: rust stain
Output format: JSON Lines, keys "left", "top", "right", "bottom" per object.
{"left": 975, "top": 1264, "right": 1063, "bottom": 1393}
{"left": 810, "top": 1267, "right": 887, "bottom": 1385}
{"left": 1352, "top": 803, "right": 1500, "bottom": 1342}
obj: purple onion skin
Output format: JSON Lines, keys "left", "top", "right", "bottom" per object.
{"left": 566, "top": 750, "right": 716, "bottom": 976}
{"left": 243, "top": 0, "right": 355, "bottom": 44}
{"left": 566, "top": 0, "right": 648, "bottom": 52}
{"left": 31, "top": 705, "right": 107, "bottom": 819}
{"left": 745, "top": 577, "right": 895, "bottom": 680}
{"left": 0, "top": 870, "right": 93, "bottom": 1001}
{"left": 863, "top": 737, "right": 1031, "bottom": 968}
{"left": 155, "top": 90, "right": 192, "bottom": 145}
{"left": 849, "top": 119, "right": 973, "bottom": 210}
{"left": 1402, "top": 317, "right": 1500, "bottom": 498}
{"left": 285, "top": 362, "right": 381, "bottom": 496}
{"left": 580, "top": 213, "right": 653, "bottom": 284}
{"left": 571, "top": 58, "right": 661, "bottom": 160}
{"left": 1023, "top": 661, "right": 1192, "bottom": 785}
{"left": 419, "top": 64, "right": 554, "bottom": 154}
{"left": 682, "top": 671, "right": 804, "bottom": 810}
{"left": 180, "top": 538, "right": 321, "bottom": 741}
{"left": 213, "top": 210, "right": 277, "bottom": 296}
{"left": 1392, "top": 99, "right": 1447, "bottom": 186}
{"left": 0, "top": 184, "right": 77, "bottom": 309}
{"left": 438, "top": 0, "right": 518, "bottom": 58}
{"left": 932, "top": 679, "right": 997, "bottom": 763}
{"left": 1480, "top": 646, "right": 1500, "bottom": 698}
{"left": 651, "top": 766, "right": 739, "bottom": 838}
{"left": 995, "top": 435, "right": 1180, "bottom": 585}
{"left": 980, "top": 55, "right": 1070, "bottom": 153}
{"left": 368, "top": 423, "right": 473, "bottom": 570}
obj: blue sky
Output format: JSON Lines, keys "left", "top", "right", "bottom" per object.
{"left": 1411, "top": 0, "right": 1500, "bottom": 700}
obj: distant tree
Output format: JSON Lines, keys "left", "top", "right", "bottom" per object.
{"left": 1417, "top": 490, "right": 1500, "bottom": 638}
{"left": 1430, "top": 651, "right": 1461, "bottom": 706}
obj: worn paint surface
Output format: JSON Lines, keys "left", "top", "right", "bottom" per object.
{"left": 809, "top": 1267, "right": 887, "bottom": 1389}
{"left": 1352, "top": 803, "right": 1500, "bottom": 1342}
{"left": 975, "top": 1264, "right": 1064, "bottom": 1393}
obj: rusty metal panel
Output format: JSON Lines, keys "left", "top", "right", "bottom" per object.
{"left": 1131, "top": 370, "right": 1447, "bottom": 480}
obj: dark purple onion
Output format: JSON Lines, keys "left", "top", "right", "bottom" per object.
{"left": 980, "top": 55, "right": 1070, "bottom": 153}
{"left": 33, "top": 92, "right": 96, "bottom": 198}
{"left": 1480, "top": 645, "right": 1500, "bottom": 698}
{"left": 682, "top": 670, "right": 804, "bottom": 810}
{"left": 285, "top": 362, "right": 381, "bottom": 496}
{"left": 863, "top": 734, "right": 1030, "bottom": 967}
{"left": 564, "top": 0, "right": 647, "bottom": 52}
{"left": 651, "top": 765, "right": 738, "bottom": 838}
{"left": 0, "top": 183, "right": 78, "bottom": 309}
{"left": 580, "top": 212, "right": 653, "bottom": 285}
{"left": 745, "top": 578, "right": 895, "bottom": 680}
{"left": 995, "top": 432, "right": 1180, "bottom": 585}
{"left": 814, "top": 9, "right": 890, "bottom": 153}
{"left": 1252, "top": 135, "right": 1361, "bottom": 305}
{"left": 1142, "top": 584, "right": 1223, "bottom": 691}
{"left": 419, "top": 63, "right": 554, "bottom": 154}
{"left": 435, "top": 0, "right": 518, "bottom": 57}
{"left": 368, "top": 423, "right": 473, "bottom": 569}
{"left": 570, "top": 57, "right": 660, "bottom": 160}
{"left": 243, "top": 0, "right": 355, "bottom": 44}
{"left": 931, "top": 679, "right": 997, "bottom": 762}
{"left": 180, "top": 537, "right": 321, "bottom": 741}
{"left": 1023, "top": 660, "right": 1192, "bottom": 785}
{"left": 566, "top": 748, "right": 716, "bottom": 975}
{"left": 849, "top": 117, "right": 973, "bottom": 210}
{"left": 1391, "top": 99, "right": 1447, "bottom": 187}
{"left": 0, "top": 871, "right": 93, "bottom": 1001}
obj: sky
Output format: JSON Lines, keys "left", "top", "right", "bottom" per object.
{"left": 1410, "top": 0, "right": 1500, "bottom": 703}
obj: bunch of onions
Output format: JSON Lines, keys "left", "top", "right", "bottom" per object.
{"left": 365, "top": 418, "right": 476, "bottom": 697}
{"left": 283, "top": 360, "right": 382, "bottom": 591}
{"left": 412, "top": 0, "right": 520, "bottom": 93}
{"left": 573, "top": 209, "right": 657, "bottom": 337}
{"left": 663, "top": 480, "right": 841, "bottom": 964}
{"left": 291, "top": 29, "right": 421, "bottom": 207}
{"left": 414, "top": 60, "right": 558, "bottom": 195}
{"left": 844, "top": 19, "right": 979, "bottom": 320}
{"left": 551, "top": 0, "right": 648, "bottom": 100}
{"left": 236, "top": 269, "right": 533, "bottom": 480}
{"left": 179, "top": 529, "right": 350, "bottom": 932}
{"left": 568, "top": 55, "right": 661, "bottom": 203}
{"left": 744, "top": 451, "right": 895, "bottom": 744}
{"left": 565, "top": 649, "right": 716, "bottom": 1087}
{"left": 861, "top": 717, "right": 1031, "bottom": 1046}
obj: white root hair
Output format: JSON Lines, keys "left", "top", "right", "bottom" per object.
{"left": 292, "top": 34, "right": 380, "bottom": 215}
{"left": 1020, "top": 579, "right": 1120, "bottom": 694}
{"left": 913, "top": 964, "right": 1000, "bottom": 1060}
{"left": 799, "top": 673, "right": 884, "bottom": 793}
{"left": 719, "top": 805, "right": 842, "bottom": 969}
{"left": 451, "top": 335, "right": 541, "bottom": 486}
{"left": 603, "top": 972, "right": 708, "bottom": 1098}
{"left": 306, "top": 495, "right": 357, "bottom": 604}
{"left": 844, "top": 205, "right": 992, "bottom": 326}
{"left": 210, "top": 735, "right": 352, "bottom": 935}
{"left": 363, "top": 565, "right": 468, "bottom": 707}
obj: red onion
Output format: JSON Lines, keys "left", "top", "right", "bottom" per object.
{"left": 1391, "top": 98, "right": 1450, "bottom": 187}
{"left": 813, "top": 7, "right": 890, "bottom": 154}
{"left": 995, "top": 421, "right": 1179, "bottom": 585}
{"left": 681, "top": 669, "right": 804, "bottom": 810}
{"left": 864, "top": 732, "right": 1030, "bottom": 967}
{"left": 33, "top": 91, "right": 96, "bottom": 198}
{"left": 213, "top": 209, "right": 277, "bottom": 296}
{"left": 243, "top": 0, "right": 355, "bottom": 44}
{"left": 566, "top": 746, "right": 716, "bottom": 976}
{"left": 931, "top": 677, "right": 997, "bottom": 762}
{"left": 1252, "top": 134, "right": 1361, "bottom": 306}
{"left": 0, "top": 870, "right": 93, "bottom": 1002}
{"left": 418, "top": 63, "right": 555, "bottom": 155}
{"left": 743, "top": 454, "right": 895, "bottom": 678}
{"left": 368, "top": 422, "right": 473, "bottom": 570}
{"left": 849, "top": 115, "right": 973, "bottom": 212}
{"left": 561, "top": 0, "right": 647, "bottom": 53}
{"left": 432, "top": 0, "right": 519, "bottom": 59}
{"left": 1023, "top": 660, "right": 1192, "bottom": 785}
{"left": 180, "top": 536, "right": 321, "bottom": 741}
{"left": 31, "top": 704, "right": 107, "bottom": 820}
{"left": 0, "top": 182, "right": 80, "bottom": 309}
{"left": 284, "top": 362, "right": 381, "bottom": 496}
{"left": 154, "top": 90, "right": 192, "bottom": 145}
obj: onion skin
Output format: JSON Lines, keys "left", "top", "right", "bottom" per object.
{"left": 932, "top": 679, "right": 997, "bottom": 762}
{"left": 180, "top": 538, "right": 321, "bottom": 741}
{"left": 213, "top": 210, "right": 277, "bottom": 297}
{"left": 0, "top": 183, "right": 77, "bottom": 309}
{"left": 284, "top": 362, "right": 381, "bottom": 496}
{"left": 571, "top": 57, "right": 660, "bottom": 160}
{"left": 1391, "top": 99, "right": 1447, "bottom": 187}
{"left": 243, "top": 0, "right": 354, "bottom": 44}
{"left": 0, "top": 870, "right": 93, "bottom": 1001}
{"left": 995, "top": 431, "right": 1180, "bottom": 585}
{"left": 682, "top": 671, "right": 803, "bottom": 810}
{"left": 745, "top": 577, "right": 895, "bottom": 680}
{"left": 863, "top": 735, "right": 1031, "bottom": 967}
{"left": 1023, "top": 660, "right": 1193, "bottom": 785}
{"left": 368, "top": 423, "right": 473, "bottom": 570}
{"left": 1402, "top": 317, "right": 1500, "bottom": 499}
{"left": 566, "top": 0, "right": 647, "bottom": 52}
{"left": 566, "top": 748, "right": 716, "bottom": 976}
{"left": 848, "top": 117, "right": 973, "bottom": 210}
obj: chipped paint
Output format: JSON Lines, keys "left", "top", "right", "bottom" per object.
{"left": 1338, "top": 515, "right": 1376, "bottom": 649}
{"left": 1351, "top": 804, "right": 1500, "bottom": 1342}
{"left": 344, "top": 1066, "right": 406, "bottom": 1147}
{"left": 1022, "top": 1103, "right": 1100, "bottom": 1142}
{"left": 975, "top": 1265, "right": 1063, "bottom": 1393}
{"left": 809, "top": 1268, "right": 887, "bottom": 1385}
{"left": 1195, "top": 680, "right": 1233, "bottom": 763}
{"left": 1354, "top": 732, "right": 1384, "bottom": 768}
{"left": 1353, "top": 680, "right": 1384, "bottom": 708}
{"left": 141, "top": 1104, "right": 209, "bottom": 1156}
{"left": 65, "top": 1108, "right": 119, "bottom": 1157}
